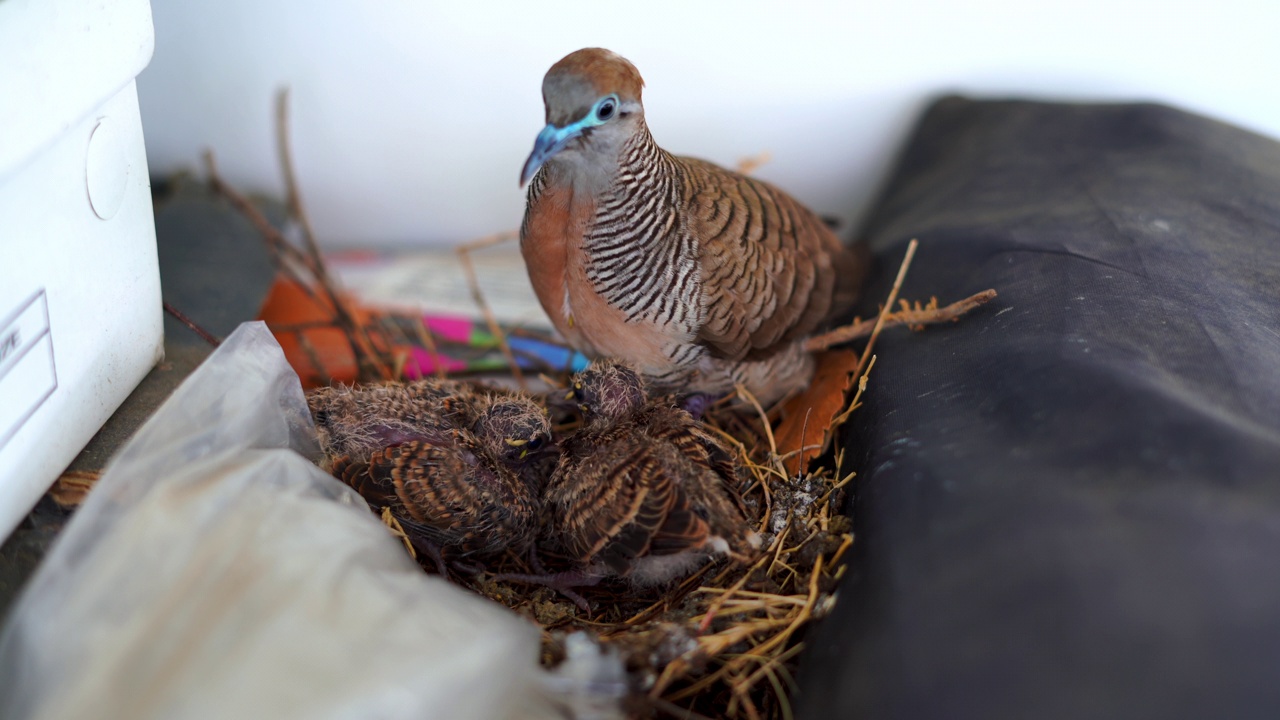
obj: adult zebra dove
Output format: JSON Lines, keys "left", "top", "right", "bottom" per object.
{"left": 519, "top": 48, "right": 868, "bottom": 405}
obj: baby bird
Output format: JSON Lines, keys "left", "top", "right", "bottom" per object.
{"left": 519, "top": 48, "right": 868, "bottom": 405}
{"left": 306, "top": 378, "right": 544, "bottom": 466}
{"left": 527, "top": 359, "right": 760, "bottom": 597}
{"left": 307, "top": 379, "right": 457, "bottom": 464}
{"left": 332, "top": 398, "right": 552, "bottom": 574}
{"left": 473, "top": 395, "right": 559, "bottom": 489}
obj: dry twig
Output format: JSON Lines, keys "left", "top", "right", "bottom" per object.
{"left": 274, "top": 88, "right": 390, "bottom": 381}
{"left": 855, "top": 239, "right": 916, "bottom": 378}
{"left": 380, "top": 507, "right": 418, "bottom": 561}
{"left": 804, "top": 287, "right": 997, "bottom": 351}
{"left": 736, "top": 152, "right": 772, "bottom": 176}
{"left": 204, "top": 92, "right": 395, "bottom": 383}
{"left": 163, "top": 301, "right": 222, "bottom": 347}
{"left": 455, "top": 232, "right": 527, "bottom": 390}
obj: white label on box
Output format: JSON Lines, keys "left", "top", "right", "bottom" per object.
{"left": 0, "top": 290, "right": 58, "bottom": 450}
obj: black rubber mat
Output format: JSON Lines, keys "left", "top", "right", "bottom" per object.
{"left": 798, "top": 98, "right": 1280, "bottom": 720}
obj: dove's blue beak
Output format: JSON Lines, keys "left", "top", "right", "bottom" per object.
{"left": 520, "top": 122, "right": 583, "bottom": 187}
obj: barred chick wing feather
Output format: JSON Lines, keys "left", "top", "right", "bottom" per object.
{"left": 554, "top": 437, "right": 714, "bottom": 576}
{"left": 344, "top": 439, "right": 538, "bottom": 559}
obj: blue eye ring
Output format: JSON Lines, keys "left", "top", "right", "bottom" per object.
{"left": 595, "top": 95, "right": 619, "bottom": 122}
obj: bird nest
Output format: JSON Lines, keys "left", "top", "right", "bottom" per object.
{"left": 160, "top": 91, "right": 997, "bottom": 720}
{"left": 453, "top": 380, "right": 869, "bottom": 720}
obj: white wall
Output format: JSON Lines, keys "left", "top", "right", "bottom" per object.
{"left": 138, "top": 0, "right": 1280, "bottom": 248}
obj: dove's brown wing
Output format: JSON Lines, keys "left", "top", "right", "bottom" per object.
{"left": 681, "top": 158, "right": 866, "bottom": 361}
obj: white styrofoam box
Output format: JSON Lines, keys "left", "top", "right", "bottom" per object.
{"left": 0, "top": 0, "right": 155, "bottom": 181}
{"left": 0, "top": 0, "right": 162, "bottom": 541}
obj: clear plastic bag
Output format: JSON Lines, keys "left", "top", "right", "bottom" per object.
{"left": 0, "top": 322, "right": 620, "bottom": 720}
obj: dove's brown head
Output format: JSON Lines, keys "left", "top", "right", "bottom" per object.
{"left": 521, "top": 48, "right": 647, "bottom": 187}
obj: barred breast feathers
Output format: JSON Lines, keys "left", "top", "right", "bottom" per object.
{"left": 582, "top": 124, "right": 702, "bottom": 338}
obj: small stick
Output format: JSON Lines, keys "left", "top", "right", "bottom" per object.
{"left": 391, "top": 348, "right": 409, "bottom": 380}
{"left": 294, "top": 329, "right": 329, "bottom": 382}
{"left": 735, "top": 384, "right": 781, "bottom": 474}
{"left": 694, "top": 587, "right": 806, "bottom": 601}
{"left": 831, "top": 355, "right": 876, "bottom": 427}
{"left": 204, "top": 150, "right": 309, "bottom": 269}
{"left": 696, "top": 549, "right": 776, "bottom": 635}
{"left": 817, "top": 469, "right": 857, "bottom": 509}
{"left": 202, "top": 152, "right": 323, "bottom": 312}
{"left": 782, "top": 528, "right": 821, "bottom": 556}
{"left": 740, "top": 556, "right": 823, "bottom": 661}
{"left": 456, "top": 235, "right": 527, "bottom": 391}
{"left": 621, "top": 564, "right": 715, "bottom": 628}
{"left": 266, "top": 319, "right": 350, "bottom": 333}
{"left": 828, "top": 533, "right": 854, "bottom": 568}
{"left": 664, "top": 617, "right": 797, "bottom": 698}
{"left": 203, "top": 149, "right": 389, "bottom": 380}
{"left": 380, "top": 507, "right": 418, "bottom": 561}
{"left": 770, "top": 559, "right": 801, "bottom": 586}
{"left": 792, "top": 407, "right": 813, "bottom": 478}
{"left": 804, "top": 287, "right": 997, "bottom": 352}
{"left": 738, "top": 643, "right": 806, "bottom": 706}
{"left": 411, "top": 316, "right": 449, "bottom": 380}
{"left": 735, "top": 689, "right": 763, "bottom": 720}
{"left": 760, "top": 664, "right": 795, "bottom": 720}
{"left": 163, "top": 301, "right": 221, "bottom": 347}
{"left": 855, "top": 239, "right": 917, "bottom": 379}
{"left": 766, "top": 513, "right": 794, "bottom": 578}
{"left": 656, "top": 618, "right": 779, "bottom": 699}
{"left": 459, "top": 230, "right": 520, "bottom": 252}
{"left": 274, "top": 89, "right": 389, "bottom": 382}
{"left": 275, "top": 88, "right": 323, "bottom": 265}
{"left": 735, "top": 151, "right": 772, "bottom": 176}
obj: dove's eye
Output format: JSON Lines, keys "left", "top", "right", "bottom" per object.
{"left": 594, "top": 95, "right": 618, "bottom": 122}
